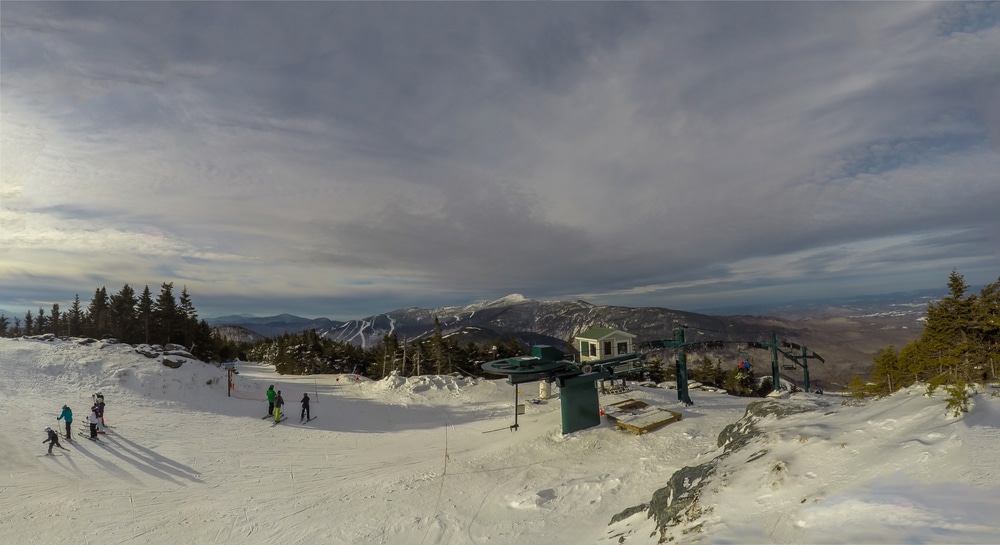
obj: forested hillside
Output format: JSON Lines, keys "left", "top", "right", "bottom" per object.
{"left": 852, "top": 270, "right": 1000, "bottom": 412}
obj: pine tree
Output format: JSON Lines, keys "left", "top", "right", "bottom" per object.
{"left": 432, "top": 317, "right": 445, "bottom": 375}
{"left": 870, "top": 345, "right": 908, "bottom": 396}
{"left": 23, "top": 310, "right": 33, "bottom": 336}
{"left": 178, "top": 286, "right": 198, "bottom": 349}
{"left": 969, "top": 278, "right": 1000, "bottom": 381}
{"left": 109, "top": 284, "right": 138, "bottom": 343}
{"left": 85, "top": 287, "right": 110, "bottom": 337}
{"left": 137, "top": 285, "right": 154, "bottom": 345}
{"left": 49, "top": 303, "right": 61, "bottom": 336}
{"left": 920, "top": 270, "right": 974, "bottom": 387}
{"left": 153, "top": 282, "right": 178, "bottom": 346}
{"left": 67, "top": 295, "right": 84, "bottom": 337}
{"left": 35, "top": 308, "right": 47, "bottom": 335}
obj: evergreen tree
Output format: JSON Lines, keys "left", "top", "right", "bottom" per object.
{"left": 23, "top": 310, "right": 33, "bottom": 336}
{"left": 970, "top": 278, "right": 1000, "bottom": 380}
{"left": 85, "top": 287, "right": 110, "bottom": 337}
{"left": 0, "top": 314, "right": 9, "bottom": 336}
{"left": 152, "top": 282, "right": 178, "bottom": 346}
{"left": 49, "top": 303, "right": 61, "bottom": 336}
{"left": 870, "top": 345, "right": 907, "bottom": 396}
{"left": 109, "top": 284, "right": 138, "bottom": 343}
{"left": 137, "top": 285, "right": 154, "bottom": 345}
{"left": 873, "top": 272, "right": 1000, "bottom": 402}
{"left": 432, "top": 317, "right": 446, "bottom": 375}
{"left": 67, "top": 295, "right": 84, "bottom": 337}
{"left": 190, "top": 319, "right": 218, "bottom": 361}
{"left": 35, "top": 308, "right": 47, "bottom": 335}
{"left": 178, "top": 286, "right": 198, "bottom": 349}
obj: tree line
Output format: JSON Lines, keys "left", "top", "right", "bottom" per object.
{"left": 0, "top": 282, "right": 233, "bottom": 362}
{"left": 850, "top": 270, "right": 1000, "bottom": 414}
{"left": 246, "top": 318, "right": 530, "bottom": 380}
{"left": 0, "top": 289, "right": 532, "bottom": 380}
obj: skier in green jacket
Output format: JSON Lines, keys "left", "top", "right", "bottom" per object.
{"left": 266, "top": 385, "right": 276, "bottom": 416}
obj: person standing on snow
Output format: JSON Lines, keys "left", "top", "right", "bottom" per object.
{"left": 57, "top": 405, "right": 73, "bottom": 441}
{"left": 300, "top": 393, "right": 311, "bottom": 422}
{"left": 266, "top": 385, "right": 276, "bottom": 416}
{"left": 93, "top": 393, "right": 106, "bottom": 433}
{"left": 274, "top": 390, "right": 285, "bottom": 422}
{"left": 42, "top": 426, "right": 66, "bottom": 455}
{"left": 88, "top": 405, "right": 100, "bottom": 439}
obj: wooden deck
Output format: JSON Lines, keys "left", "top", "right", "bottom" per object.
{"left": 602, "top": 399, "right": 683, "bottom": 435}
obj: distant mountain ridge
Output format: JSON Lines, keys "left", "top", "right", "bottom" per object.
{"left": 206, "top": 314, "right": 342, "bottom": 338}
{"left": 210, "top": 291, "right": 936, "bottom": 390}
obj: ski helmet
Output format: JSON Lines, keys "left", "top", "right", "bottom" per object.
{"left": 44, "top": 426, "right": 52, "bottom": 432}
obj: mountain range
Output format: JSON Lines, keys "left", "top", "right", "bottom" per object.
{"left": 208, "top": 290, "right": 943, "bottom": 390}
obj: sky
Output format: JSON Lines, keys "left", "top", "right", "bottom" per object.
{"left": 1, "top": 2, "right": 999, "bottom": 321}
{"left": 3, "top": 336, "right": 1000, "bottom": 544}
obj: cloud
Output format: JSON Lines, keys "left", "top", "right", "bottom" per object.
{"left": 1, "top": 2, "right": 998, "bottom": 319}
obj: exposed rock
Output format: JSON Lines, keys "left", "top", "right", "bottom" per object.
{"left": 164, "top": 349, "right": 194, "bottom": 359}
{"left": 135, "top": 348, "right": 160, "bottom": 359}
{"left": 611, "top": 397, "right": 827, "bottom": 542}
{"left": 609, "top": 503, "right": 648, "bottom": 525}
{"left": 162, "top": 358, "right": 184, "bottom": 369}
{"left": 646, "top": 459, "right": 719, "bottom": 531}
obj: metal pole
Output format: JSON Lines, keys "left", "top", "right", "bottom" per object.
{"left": 801, "top": 346, "right": 811, "bottom": 393}
{"left": 512, "top": 386, "right": 520, "bottom": 431}
{"left": 675, "top": 328, "right": 693, "bottom": 405}
{"left": 770, "top": 331, "right": 781, "bottom": 392}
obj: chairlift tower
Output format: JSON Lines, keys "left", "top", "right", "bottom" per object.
{"left": 481, "top": 345, "right": 646, "bottom": 434}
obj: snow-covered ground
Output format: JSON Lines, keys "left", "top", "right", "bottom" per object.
{"left": 2, "top": 336, "right": 998, "bottom": 544}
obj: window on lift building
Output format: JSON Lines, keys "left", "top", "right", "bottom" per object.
{"left": 617, "top": 341, "right": 629, "bottom": 355}
{"left": 604, "top": 341, "right": 612, "bottom": 357}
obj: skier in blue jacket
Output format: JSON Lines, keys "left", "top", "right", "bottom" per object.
{"left": 57, "top": 405, "right": 73, "bottom": 441}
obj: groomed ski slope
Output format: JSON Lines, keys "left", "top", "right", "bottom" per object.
{"left": 2, "top": 336, "right": 998, "bottom": 545}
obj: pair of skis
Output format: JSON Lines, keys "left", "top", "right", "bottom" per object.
{"left": 262, "top": 415, "right": 316, "bottom": 424}
{"left": 77, "top": 431, "right": 110, "bottom": 445}
{"left": 42, "top": 444, "right": 70, "bottom": 456}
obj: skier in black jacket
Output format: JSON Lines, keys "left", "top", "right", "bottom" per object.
{"left": 42, "top": 426, "right": 65, "bottom": 455}
{"left": 300, "top": 393, "right": 311, "bottom": 422}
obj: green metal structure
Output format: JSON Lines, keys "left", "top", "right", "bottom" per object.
{"left": 642, "top": 329, "right": 824, "bottom": 399}
{"left": 481, "top": 331, "right": 824, "bottom": 433}
{"left": 481, "top": 345, "right": 646, "bottom": 434}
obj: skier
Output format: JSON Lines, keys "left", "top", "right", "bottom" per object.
{"left": 274, "top": 390, "right": 285, "bottom": 422}
{"left": 42, "top": 426, "right": 65, "bottom": 455}
{"left": 300, "top": 393, "right": 311, "bottom": 422}
{"left": 88, "top": 405, "right": 100, "bottom": 439}
{"left": 57, "top": 405, "right": 73, "bottom": 441}
{"left": 266, "top": 385, "right": 276, "bottom": 416}
{"left": 93, "top": 392, "right": 106, "bottom": 433}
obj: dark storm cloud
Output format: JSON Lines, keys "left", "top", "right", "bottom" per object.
{"left": 1, "top": 2, "right": 997, "bottom": 320}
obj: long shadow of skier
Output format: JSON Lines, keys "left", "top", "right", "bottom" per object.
{"left": 69, "top": 437, "right": 144, "bottom": 486}
{"left": 106, "top": 432, "right": 203, "bottom": 483}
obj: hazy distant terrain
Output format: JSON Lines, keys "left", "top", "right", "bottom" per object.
{"left": 207, "top": 290, "right": 939, "bottom": 390}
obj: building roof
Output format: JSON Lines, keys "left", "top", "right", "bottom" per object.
{"left": 576, "top": 327, "right": 636, "bottom": 341}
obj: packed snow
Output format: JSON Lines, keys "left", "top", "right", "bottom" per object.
{"left": 2, "top": 336, "right": 998, "bottom": 544}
